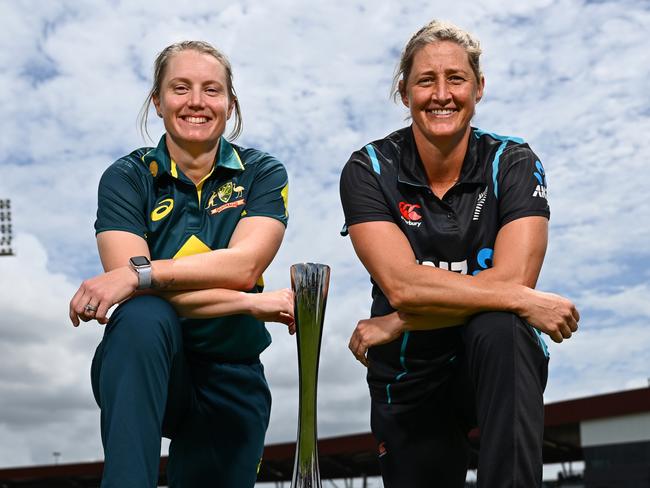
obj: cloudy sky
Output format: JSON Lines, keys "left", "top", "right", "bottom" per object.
{"left": 1, "top": 0, "right": 649, "bottom": 483}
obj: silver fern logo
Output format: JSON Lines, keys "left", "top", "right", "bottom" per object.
{"left": 473, "top": 186, "right": 488, "bottom": 221}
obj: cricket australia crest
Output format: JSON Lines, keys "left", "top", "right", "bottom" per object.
{"left": 217, "top": 181, "right": 233, "bottom": 203}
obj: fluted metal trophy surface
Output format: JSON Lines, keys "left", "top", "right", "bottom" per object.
{"left": 290, "top": 263, "right": 330, "bottom": 488}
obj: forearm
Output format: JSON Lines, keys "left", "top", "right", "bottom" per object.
{"left": 159, "top": 288, "right": 256, "bottom": 319}
{"left": 97, "top": 217, "right": 285, "bottom": 293}
{"left": 396, "top": 310, "right": 466, "bottom": 331}
{"left": 150, "top": 248, "right": 257, "bottom": 292}
{"left": 387, "top": 264, "right": 526, "bottom": 317}
{"left": 396, "top": 265, "right": 537, "bottom": 330}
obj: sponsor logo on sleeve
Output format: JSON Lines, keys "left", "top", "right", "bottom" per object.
{"left": 532, "top": 160, "right": 548, "bottom": 199}
{"left": 399, "top": 201, "right": 422, "bottom": 227}
{"left": 148, "top": 160, "right": 158, "bottom": 177}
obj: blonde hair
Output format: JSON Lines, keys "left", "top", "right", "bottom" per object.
{"left": 138, "top": 40, "right": 243, "bottom": 141}
{"left": 392, "top": 20, "right": 482, "bottom": 101}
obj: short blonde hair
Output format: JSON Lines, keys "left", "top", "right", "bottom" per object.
{"left": 392, "top": 20, "right": 483, "bottom": 100}
{"left": 138, "top": 41, "right": 243, "bottom": 141}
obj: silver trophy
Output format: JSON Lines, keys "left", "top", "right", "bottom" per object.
{"left": 290, "top": 263, "right": 330, "bottom": 488}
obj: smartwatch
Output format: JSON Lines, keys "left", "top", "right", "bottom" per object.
{"left": 129, "top": 256, "right": 152, "bottom": 290}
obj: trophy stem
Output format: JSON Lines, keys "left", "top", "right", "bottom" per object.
{"left": 290, "top": 263, "right": 330, "bottom": 488}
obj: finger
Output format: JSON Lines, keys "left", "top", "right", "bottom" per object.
{"left": 572, "top": 306, "right": 580, "bottom": 322}
{"left": 69, "top": 286, "right": 87, "bottom": 326}
{"left": 95, "top": 299, "right": 111, "bottom": 325}
{"left": 349, "top": 334, "right": 363, "bottom": 362}
{"left": 351, "top": 336, "right": 368, "bottom": 366}
{"left": 71, "top": 289, "right": 93, "bottom": 327}
{"left": 85, "top": 299, "right": 99, "bottom": 314}
{"left": 348, "top": 334, "right": 357, "bottom": 354}
{"left": 550, "top": 329, "right": 564, "bottom": 343}
{"left": 357, "top": 345, "right": 369, "bottom": 367}
{"left": 69, "top": 301, "right": 80, "bottom": 327}
{"left": 79, "top": 299, "right": 100, "bottom": 322}
{"left": 569, "top": 316, "right": 578, "bottom": 333}
{"left": 278, "top": 312, "right": 294, "bottom": 330}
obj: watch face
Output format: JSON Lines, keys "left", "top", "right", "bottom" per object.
{"left": 130, "top": 256, "right": 150, "bottom": 267}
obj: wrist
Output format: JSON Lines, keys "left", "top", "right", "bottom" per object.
{"left": 393, "top": 311, "right": 408, "bottom": 332}
{"left": 126, "top": 266, "right": 139, "bottom": 289}
{"left": 129, "top": 256, "right": 152, "bottom": 290}
{"left": 242, "top": 291, "right": 258, "bottom": 316}
{"left": 509, "top": 284, "right": 530, "bottom": 316}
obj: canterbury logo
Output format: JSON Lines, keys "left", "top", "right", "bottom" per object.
{"left": 399, "top": 202, "right": 421, "bottom": 221}
{"left": 151, "top": 198, "right": 174, "bottom": 222}
{"left": 398, "top": 201, "right": 422, "bottom": 228}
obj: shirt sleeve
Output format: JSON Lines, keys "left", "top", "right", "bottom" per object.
{"left": 497, "top": 144, "right": 550, "bottom": 227}
{"left": 339, "top": 151, "right": 393, "bottom": 226}
{"left": 242, "top": 156, "right": 289, "bottom": 226}
{"left": 94, "top": 159, "right": 148, "bottom": 237}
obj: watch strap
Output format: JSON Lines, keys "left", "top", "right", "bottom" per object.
{"left": 129, "top": 256, "right": 152, "bottom": 290}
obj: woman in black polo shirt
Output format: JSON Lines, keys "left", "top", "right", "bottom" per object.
{"left": 340, "top": 20, "right": 579, "bottom": 487}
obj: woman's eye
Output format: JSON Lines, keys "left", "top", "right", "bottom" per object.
{"left": 173, "top": 85, "right": 189, "bottom": 93}
{"left": 449, "top": 76, "right": 465, "bottom": 84}
{"left": 205, "top": 87, "right": 219, "bottom": 95}
{"left": 418, "top": 78, "right": 433, "bottom": 85}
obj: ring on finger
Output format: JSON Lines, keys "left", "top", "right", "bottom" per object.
{"left": 84, "top": 303, "right": 98, "bottom": 313}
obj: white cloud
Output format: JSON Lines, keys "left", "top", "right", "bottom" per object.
{"left": 0, "top": 234, "right": 104, "bottom": 466}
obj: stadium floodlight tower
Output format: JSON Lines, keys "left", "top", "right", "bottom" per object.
{"left": 0, "top": 199, "right": 14, "bottom": 256}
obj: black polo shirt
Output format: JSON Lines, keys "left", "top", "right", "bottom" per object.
{"left": 340, "top": 126, "right": 550, "bottom": 401}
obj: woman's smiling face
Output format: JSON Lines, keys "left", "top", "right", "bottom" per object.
{"left": 401, "top": 40, "right": 484, "bottom": 144}
{"left": 153, "top": 49, "right": 233, "bottom": 150}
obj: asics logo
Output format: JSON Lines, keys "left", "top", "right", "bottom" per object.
{"left": 151, "top": 198, "right": 174, "bottom": 222}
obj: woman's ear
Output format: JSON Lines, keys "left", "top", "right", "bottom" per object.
{"left": 153, "top": 95, "right": 162, "bottom": 117}
{"left": 399, "top": 80, "right": 409, "bottom": 107}
{"left": 476, "top": 75, "right": 485, "bottom": 104}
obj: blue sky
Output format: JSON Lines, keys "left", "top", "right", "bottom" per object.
{"left": 1, "top": 0, "right": 649, "bottom": 482}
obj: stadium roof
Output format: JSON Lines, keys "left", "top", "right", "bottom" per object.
{"left": 1, "top": 387, "right": 648, "bottom": 487}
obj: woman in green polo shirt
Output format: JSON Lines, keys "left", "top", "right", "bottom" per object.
{"left": 69, "top": 41, "right": 292, "bottom": 488}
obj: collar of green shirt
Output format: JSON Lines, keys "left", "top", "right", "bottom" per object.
{"left": 142, "top": 134, "right": 245, "bottom": 180}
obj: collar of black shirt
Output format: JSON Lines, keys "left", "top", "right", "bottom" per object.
{"left": 397, "top": 126, "right": 485, "bottom": 189}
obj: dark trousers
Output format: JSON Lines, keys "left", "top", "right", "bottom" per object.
{"left": 371, "top": 312, "right": 549, "bottom": 488}
{"left": 90, "top": 295, "right": 271, "bottom": 488}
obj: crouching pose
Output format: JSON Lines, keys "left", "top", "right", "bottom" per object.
{"left": 340, "top": 20, "right": 579, "bottom": 488}
{"left": 70, "top": 41, "right": 292, "bottom": 488}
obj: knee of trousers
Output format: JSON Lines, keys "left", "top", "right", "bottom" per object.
{"left": 463, "top": 311, "right": 522, "bottom": 356}
{"left": 103, "top": 295, "right": 182, "bottom": 356}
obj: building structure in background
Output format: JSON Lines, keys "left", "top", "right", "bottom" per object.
{"left": 0, "top": 387, "right": 648, "bottom": 487}
{"left": 0, "top": 199, "right": 13, "bottom": 256}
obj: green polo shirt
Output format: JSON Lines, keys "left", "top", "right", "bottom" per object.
{"left": 95, "top": 135, "right": 289, "bottom": 360}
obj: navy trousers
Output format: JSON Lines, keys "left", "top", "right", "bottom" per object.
{"left": 91, "top": 295, "right": 271, "bottom": 488}
{"left": 371, "top": 312, "right": 549, "bottom": 488}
